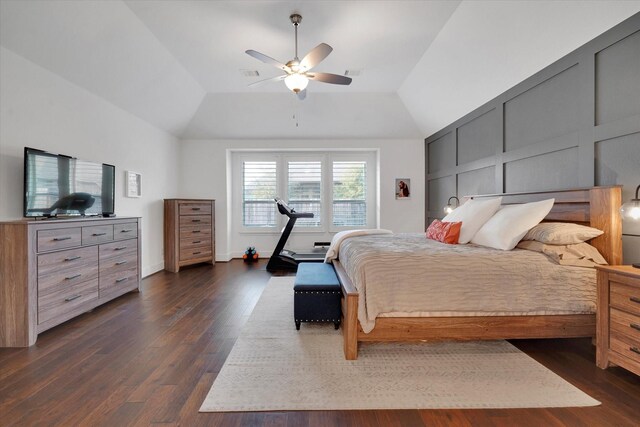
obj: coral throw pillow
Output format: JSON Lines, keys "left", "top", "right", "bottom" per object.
{"left": 426, "top": 220, "right": 462, "bottom": 244}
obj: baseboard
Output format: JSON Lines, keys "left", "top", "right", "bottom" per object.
{"left": 230, "top": 250, "right": 273, "bottom": 259}
{"left": 216, "top": 253, "right": 233, "bottom": 262}
{"left": 142, "top": 262, "right": 165, "bottom": 278}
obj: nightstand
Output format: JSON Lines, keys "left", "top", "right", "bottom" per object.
{"left": 596, "top": 265, "right": 640, "bottom": 376}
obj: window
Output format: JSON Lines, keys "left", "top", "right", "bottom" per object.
{"left": 287, "top": 161, "right": 322, "bottom": 227}
{"left": 242, "top": 161, "right": 277, "bottom": 227}
{"left": 332, "top": 161, "right": 367, "bottom": 227}
{"left": 234, "top": 151, "right": 376, "bottom": 232}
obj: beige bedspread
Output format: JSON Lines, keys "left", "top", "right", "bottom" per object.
{"left": 338, "top": 233, "right": 596, "bottom": 333}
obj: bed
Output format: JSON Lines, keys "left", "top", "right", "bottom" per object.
{"left": 333, "top": 186, "right": 622, "bottom": 360}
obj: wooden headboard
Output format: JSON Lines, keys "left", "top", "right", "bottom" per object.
{"left": 463, "top": 186, "right": 623, "bottom": 265}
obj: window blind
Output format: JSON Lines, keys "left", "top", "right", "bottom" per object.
{"left": 332, "top": 161, "right": 366, "bottom": 226}
{"left": 287, "top": 161, "right": 322, "bottom": 227}
{"left": 243, "top": 161, "right": 277, "bottom": 227}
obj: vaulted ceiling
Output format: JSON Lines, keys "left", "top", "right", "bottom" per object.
{"left": 1, "top": 1, "right": 639, "bottom": 139}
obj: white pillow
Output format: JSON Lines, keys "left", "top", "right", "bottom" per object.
{"left": 471, "top": 198, "right": 555, "bottom": 250}
{"left": 442, "top": 197, "right": 502, "bottom": 244}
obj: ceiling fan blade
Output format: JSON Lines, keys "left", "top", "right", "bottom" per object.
{"left": 299, "top": 43, "right": 333, "bottom": 71}
{"left": 306, "top": 72, "right": 352, "bottom": 85}
{"left": 248, "top": 74, "right": 287, "bottom": 87}
{"left": 297, "top": 89, "right": 307, "bottom": 101}
{"left": 245, "top": 50, "right": 290, "bottom": 72}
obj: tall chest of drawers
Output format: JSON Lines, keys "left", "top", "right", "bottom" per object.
{"left": 596, "top": 265, "right": 640, "bottom": 376}
{"left": 0, "top": 217, "right": 141, "bottom": 347}
{"left": 164, "top": 199, "right": 215, "bottom": 272}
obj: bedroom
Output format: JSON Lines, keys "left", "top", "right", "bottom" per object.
{"left": 0, "top": 0, "right": 639, "bottom": 425}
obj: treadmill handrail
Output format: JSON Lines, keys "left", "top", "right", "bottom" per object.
{"left": 274, "top": 198, "right": 314, "bottom": 218}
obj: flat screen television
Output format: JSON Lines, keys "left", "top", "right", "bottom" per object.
{"left": 24, "top": 147, "right": 115, "bottom": 218}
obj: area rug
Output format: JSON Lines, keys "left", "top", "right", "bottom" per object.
{"left": 200, "top": 277, "right": 599, "bottom": 412}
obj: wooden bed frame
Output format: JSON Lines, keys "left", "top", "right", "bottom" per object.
{"left": 334, "top": 186, "right": 622, "bottom": 360}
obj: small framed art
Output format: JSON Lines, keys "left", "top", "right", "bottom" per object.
{"left": 395, "top": 178, "right": 410, "bottom": 199}
{"left": 126, "top": 171, "right": 142, "bottom": 198}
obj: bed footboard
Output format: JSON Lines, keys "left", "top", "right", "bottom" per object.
{"left": 333, "top": 260, "right": 359, "bottom": 360}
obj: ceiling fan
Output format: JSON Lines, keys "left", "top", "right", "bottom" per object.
{"left": 245, "top": 14, "right": 352, "bottom": 100}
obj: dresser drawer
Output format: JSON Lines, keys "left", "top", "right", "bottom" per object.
{"left": 82, "top": 225, "right": 114, "bottom": 245}
{"left": 610, "top": 281, "right": 640, "bottom": 317}
{"left": 37, "top": 228, "right": 82, "bottom": 252}
{"left": 38, "top": 278, "right": 99, "bottom": 325}
{"left": 180, "top": 237, "right": 212, "bottom": 251}
{"left": 180, "top": 247, "right": 212, "bottom": 262}
{"left": 38, "top": 249, "right": 99, "bottom": 295}
{"left": 179, "top": 226, "right": 212, "bottom": 239}
{"left": 179, "top": 215, "right": 212, "bottom": 227}
{"left": 100, "top": 248, "right": 137, "bottom": 278}
{"left": 610, "top": 331, "right": 640, "bottom": 363}
{"left": 99, "top": 240, "right": 137, "bottom": 262}
{"left": 38, "top": 246, "right": 98, "bottom": 278}
{"left": 610, "top": 308, "right": 640, "bottom": 342}
{"left": 114, "top": 222, "right": 138, "bottom": 240}
{"left": 99, "top": 265, "right": 138, "bottom": 297}
{"left": 179, "top": 203, "right": 212, "bottom": 216}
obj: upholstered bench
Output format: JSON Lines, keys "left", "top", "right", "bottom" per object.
{"left": 293, "top": 263, "right": 342, "bottom": 330}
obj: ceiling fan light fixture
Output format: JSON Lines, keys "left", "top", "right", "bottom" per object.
{"left": 285, "top": 73, "right": 308, "bottom": 93}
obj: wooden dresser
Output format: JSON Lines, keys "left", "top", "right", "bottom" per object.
{"left": 0, "top": 217, "right": 141, "bottom": 347}
{"left": 164, "top": 199, "right": 215, "bottom": 272}
{"left": 596, "top": 265, "right": 640, "bottom": 376}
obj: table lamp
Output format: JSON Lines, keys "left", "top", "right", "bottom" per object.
{"left": 620, "top": 184, "right": 640, "bottom": 268}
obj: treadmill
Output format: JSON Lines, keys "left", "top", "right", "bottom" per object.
{"left": 266, "top": 198, "right": 329, "bottom": 272}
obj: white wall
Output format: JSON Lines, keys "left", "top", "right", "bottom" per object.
{"left": 0, "top": 47, "right": 179, "bottom": 276}
{"left": 178, "top": 139, "right": 424, "bottom": 260}
{"left": 399, "top": 0, "right": 640, "bottom": 137}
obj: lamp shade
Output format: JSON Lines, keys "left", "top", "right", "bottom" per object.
{"left": 620, "top": 185, "right": 640, "bottom": 221}
{"left": 285, "top": 74, "right": 308, "bottom": 93}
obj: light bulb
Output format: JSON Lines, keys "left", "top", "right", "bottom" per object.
{"left": 284, "top": 74, "right": 308, "bottom": 93}
{"left": 620, "top": 200, "right": 640, "bottom": 221}
{"left": 444, "top": 205, "right": 454, "bottom": 214}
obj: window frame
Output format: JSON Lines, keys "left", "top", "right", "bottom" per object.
{"left": 233, "top": 150, "right": 377, "bottom": 234}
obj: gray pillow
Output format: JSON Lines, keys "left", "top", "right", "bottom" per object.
{"left": 522, "top": 222, "right": 603, "bottom": 245}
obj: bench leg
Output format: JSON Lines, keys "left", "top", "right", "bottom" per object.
{"left": 334, "top": 320, "right": 340, "bottom": 330}
{"left": 295, "top": 320, "right": 301, "bottom": 330}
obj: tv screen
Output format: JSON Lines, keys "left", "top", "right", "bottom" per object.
{"left": 24, "top": 147, "right": 115, "bottom": 218}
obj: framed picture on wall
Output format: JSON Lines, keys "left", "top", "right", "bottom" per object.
{"left": 126, "top": 171, "right": 142, "bottom": 198}
{"left": 395, "top": 178, "right": 410, "bottom": 199}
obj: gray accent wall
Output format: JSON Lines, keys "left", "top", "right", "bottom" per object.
{"left": 425, "top": 13, "right": 640, "bottom": 264}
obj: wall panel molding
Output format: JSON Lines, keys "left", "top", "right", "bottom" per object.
{"left": 424, "top": 13, "right": 640, "bottom": 263}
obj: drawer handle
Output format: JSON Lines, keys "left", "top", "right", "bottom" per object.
{"left": 65, "top": 274, "right": 82, "bottom": 280}
{"left": 192, "top": 230, "right": 201, "bottom": 234}
{"left": 630, "top": 296, "right": 640, "bottom": 304}
{"left": 115, "top": 277, "right": 128, "bottom": 283}
{"left": 193, "top": 241, "right": 202, "bottom": 244}
{"left": 631, "top": 347, "right": 640, "bottom": 355}
{"left": 120, "top": 229, "right": 132, "bottom": 233}
{"left": 53, "top": 236, "right": 72, "bottom": 241}
{"left": 192, "top": 207, "right": 201, "bottom": 211}
{"left": 115, "top": 246, "right": 127, "bottom": 251}
{"left": 631, "top": 323, "right": 640, "bottom": 332}
{"left": 65, "top": 294, "right": 82, "bottom": 302}
{"left": 193, "top": 251, "right": 201, "bottom": 255}
{"left": 92, "top": 232, "right": 107, "bottom": 237}
{"left": 192, "top": 219, "right": 201, "bottom": 223}
{"left": 115, "top": 261, "right": 128, "bottom": 266}
{"left": 64, "top": 256, "right": 81, "bottom": 262}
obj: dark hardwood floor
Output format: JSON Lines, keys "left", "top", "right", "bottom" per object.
{"left": 1, "top": 259, "right": 639, "bottom": 426}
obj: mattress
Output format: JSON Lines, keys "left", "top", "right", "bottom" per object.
{"left": 337, "top": 233, "right": 597, "bottom": 333}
